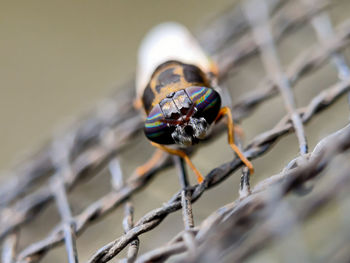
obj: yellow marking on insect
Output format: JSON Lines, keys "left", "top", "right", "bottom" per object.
{"left": 173, "top": 66, "right": 183, "bottom": 77}
{"left": 150, "top": 77, "right": 158, "bottom": 96}
{"left": 151, "top": 82, "right": 202, "bottom": 107}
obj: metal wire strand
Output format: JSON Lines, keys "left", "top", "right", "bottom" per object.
{"left": 50, "top": 175, "right": 78, "bottom": 263}
{"left": 0, "top": 1, "right": 350, "bottom": 263}
{"left": 243, "top": 0, "right": 308, "bottom": 155}
{"left": 137, "top": 124, "right": 350, "bottom": 263}
{"left": 1, "top": 232, "right": 18, "bottom": 263}
{"left": 109, "top": 158, "right": 140, "bottom": 263}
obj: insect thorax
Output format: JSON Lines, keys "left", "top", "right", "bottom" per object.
{"left": 141, "top": 61, "right": 209, "bottom": 115}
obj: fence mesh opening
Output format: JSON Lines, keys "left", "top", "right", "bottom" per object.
{"left": 1, "top": 0, "right": 350, "bottom": 262}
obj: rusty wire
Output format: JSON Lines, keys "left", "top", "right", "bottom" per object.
{"left": 1, "top": 0, "right": 350, "bottom": 262}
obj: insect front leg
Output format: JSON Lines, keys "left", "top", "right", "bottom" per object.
{"left": 133, "top": 97, "right": 144, "bottom": 111}
{"left": 134, "top": 148, "right": 165, "bottom": 177}
{"left": 215, "top": 106, "right": 254, "bottom": 175}
{"left": 150, "top": 142, "right": 204, "bottom": 184}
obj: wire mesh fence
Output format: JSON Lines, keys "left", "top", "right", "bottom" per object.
{"left": 1, "top": 0, "right": 350, "bottom": 262}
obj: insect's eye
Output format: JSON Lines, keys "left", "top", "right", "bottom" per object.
{"left": 185, "top": 86, "right": 222, "bottom": 125}
{"left": 144, "top": 104, "right": 175, "bottom": 144}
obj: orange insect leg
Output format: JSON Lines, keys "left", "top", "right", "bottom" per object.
{"left": 133, "top": 98, "right": 143, "bottom": 111}
{"left": 150, "top": 142, "right": 204, "bottom": 184}
{"left": 134, "top": 148, "right": 165, "bottom": 177}
{"left": 215, "top": 107, "right": 254, "bottom": 175}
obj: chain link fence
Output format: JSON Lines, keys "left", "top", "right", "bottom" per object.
{"left": 1, "top": 0, "right": 350, "bottom": 262}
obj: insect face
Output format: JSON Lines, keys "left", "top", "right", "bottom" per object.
{"left": 144, "top": 86, "right": 221, "bottom": 146}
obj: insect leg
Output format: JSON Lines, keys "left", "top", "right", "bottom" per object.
{"left": 133, "top": 98, "right": 143, "bottom": 110}
{"left": 150, "top": 142, "right": 204, "bottom": 184}
{"left": 215, "top": 106, "right": 254, "bottom": 175}
{"left": 134, "top": 148, "right": 165, "bottom": 177}
{"left": 209, "top": 60, "right": 219, "bottom": 77}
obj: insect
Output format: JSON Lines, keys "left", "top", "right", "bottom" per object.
{"left": 135, "top": 22, "right": 254, "bottom": 183}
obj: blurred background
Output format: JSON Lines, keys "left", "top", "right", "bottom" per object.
{"left": 1, "top": 0, "right": 350, "bottom": 262}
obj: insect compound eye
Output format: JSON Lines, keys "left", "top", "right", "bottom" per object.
{"left": 185, "top": 86, "right": 222, "bottom": 125}
{"left": 144, "top": 104, "right": 175, "bottom": 144}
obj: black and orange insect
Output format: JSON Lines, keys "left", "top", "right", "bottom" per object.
{"left": 135, "top": 22, "right": 253, "bottom": 183}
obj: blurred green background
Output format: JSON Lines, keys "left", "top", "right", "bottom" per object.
{"left": 1, "top": 0, "right": 350, "bottom": 262}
